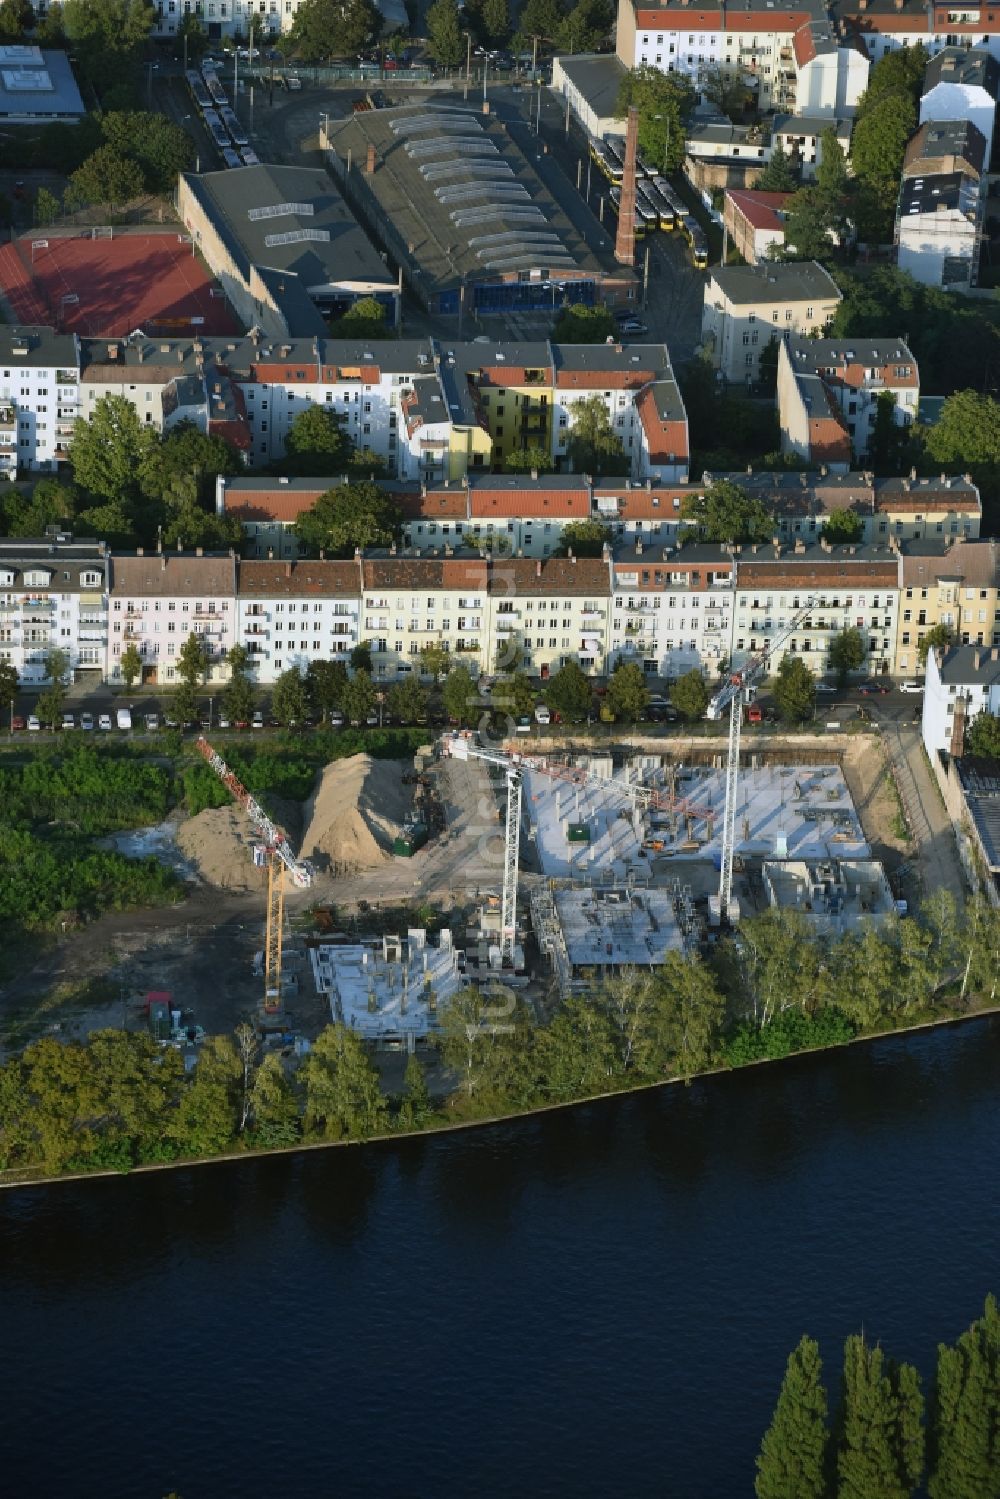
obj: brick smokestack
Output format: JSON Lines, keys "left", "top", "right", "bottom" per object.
{"left": 365, "top": 143, "right": 377, "bottom": 175}
{"left": 615, "top": 106, "right": 639, "bottom": 267}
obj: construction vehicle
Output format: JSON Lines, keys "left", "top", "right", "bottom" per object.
{"left": 705, "top": 597, "right": 816, "bottom": 923}
{"left": 196, "top": 737, "right": 313, "bottom": 1013}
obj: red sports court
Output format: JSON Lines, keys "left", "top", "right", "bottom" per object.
{"left": 0, "top": 229, "right": 239, "bottom": 337}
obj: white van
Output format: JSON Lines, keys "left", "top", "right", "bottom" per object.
{"left": 534, "top": 704, "right": 551, "bottom": 725}
{"left": 116, "top": 707, "right": 132, "bottom": 731}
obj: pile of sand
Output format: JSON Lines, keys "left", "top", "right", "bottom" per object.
{"left": 176, "top": 805, "right": 269, "bottom": 891}
{"left": 299, "top": 755, "right": 415, "bottom": 875}
{"left": 176, "top": 796, "right": 303, "bottom": 891}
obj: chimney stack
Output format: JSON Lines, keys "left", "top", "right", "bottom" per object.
{"left": 365, "top": 143, "right": 377, "bottom": 175}
{"left": 285, "top": 561, "right": 292, "bottom": 578}
{"left": 536, "top": 558, "right": 542, "bottom": 577}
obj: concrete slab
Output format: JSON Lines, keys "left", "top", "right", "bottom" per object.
{"left": 310, "top": 928, "right": 463, "bottom": 1040}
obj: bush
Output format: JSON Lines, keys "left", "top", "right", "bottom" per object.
{"left": 724, "top": 1008, "right": 856, "bottom": 1066}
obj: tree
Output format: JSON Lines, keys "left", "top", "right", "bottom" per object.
{"left": 419, "top": 642, "right": 451, "bottom": 683}
{"left": 822, "top": 509, "right": 864, "bottom": 545}
{"left": 917, "top": 622, "right": 954, "bottom": 667}
{"left": 138, "top": 423, "right": 239, "bottom": 508}
{"left": 350, "top": 641, "right": 372, "bottom": 673}
{"left": 534, "top": 994, "right": 619, "bottom": 1100}
{"left": 850, "top": 92, "right": 916, "bottom": 228}
{"left": 652, "top": 951, "right": 726, "bottom": 1077}
{"left": 503, "top": 444, "right": 556, "bottom": 475}
{"left": 301, "top": 1023, "right": 387, "bottom": 1139}
{"left": 62, "top": 0, "right": 157, "bottom": 54}
{"left": 341, "top": 668, "right": 376, "bottom": 724}
{"left": 177, "top": 12, "right": 208, "bottom": 56}
{"left": 756, "top": 142, "right": 796, "bottom": 193}
{"left": 492, "top": 671, "right": 536, "bottom": 720}
{"left": 177, "top": 631, "right": 210, "bottom": 689}
{"left": 926, "top": 389, "right": 1000, "bottom": 469}
{"left": 566, "top": 395, "right": 629, "bottom": 477}
{"left": 387, "top": 675, "right": 428, "bottom": 723}
{"left": 782, "top": 186, "right": 841, "bottom": 262}
{"left": 0, "top": 0, "right": 31, "bottom": 35}
{"left": 554, "top": 519, "right": 612, "bottom": 558}
{"left": 34, "top": 186, "right": 62, "bottom": 227}
{"left": 5, "top": 478, "right": 78, "bottom": 537}
{"left": 615, "top": 65, "right": 694, "bottom": 175}
{"left": 398, "top": 1053, "right": 433, "bottom": 1129}
{"left": 442, "top": 664, "right": 478, "bottom": 725}
{"left": 518, "top": 0, "right": 565, "bottom": 41}
{"left": 816, "top": 127, "right": 850, "bottom": 199}
{"left": 329, "top": 296, "right": 392, "bottom": 340}
{"left": 827, "top": 626, "right": 866, "bottom": 686}
{"left": 271, "top": 666, "right": 309, "bottom": 726}
{"left": 282, "top": 405, "right": 354, "bottom": 477}
{"left": 756, "top": 1336, "right": 830, "bottom": 1499}
{"left": 670, "top": 668, "right": 709, "bottom": 722}
{"left": 248, "top": 1052, "right": 299, "bottom": 1146}
{"left": 605, "top": 661, "right": 649, "bottom": 721}
{"left": 289, "top": 0, "right": 381, "bottom": 59}
{"left": 65, "top": 145, "right": 144, "bottom": 213}
{"left": 0, "top": 660, "right": 17, "bottom": 719}
{"left": 544, "top": 661, "right": 593, "bottom": 722}
{"left": 552, "top": 303, "right": 617, "bottom": 343}
{"left": 837, "top": 1333, "right": 923, "bottom": 1499}
{"left": 680, "top": 480, "right": 773, "bottom": 546}
{"left": 481, "top": 0, "right": 509, "bottom": 40}
{"left": 928, "top": 1294, "right": 1000, "bottom": 1499}
{"left": 100, "top": 111, "right": 195, "bottom": 193}
{"left": 169, "top": 1034, "right": 241, "bottom": 1155}
{"left": 223, "top": 671, "right": 254, "bottom": 725}
{"left": 293, "top": 479, "right": 401, "bottom": 556}
{"left": 773, "top": 656, "right": 816, "bottom": 722}
{"left": 306, "top": 658, "right": 348, "bottom": 717}
{"left": 438, "top": 986, "right": 537, "bottom": 1111}
{"left": 426, "top": 0, "right": 463, "bottom": 65}
{"left": 172, "top": 679, "right": 200, "bottom": 727}
{"left": 69, "top": 394, "right": 153, "bottom": 502}
{"left": 557, "top": 0, "right": 613, "bottom": 53}
{"left": 966, "top": 712, "right": 1000, "bottom": 760}
{"left": 119, "top": 643, "right": 143, "bottom": 689}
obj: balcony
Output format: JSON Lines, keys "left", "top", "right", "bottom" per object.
{"left": 495, "top": 618, "right": 518, "bottom": 634}
{"left": 0, "top": 406, "right": 14, "bottom": 430}
{"left": 455, "top": 640, "right": 480, "bottom": 653}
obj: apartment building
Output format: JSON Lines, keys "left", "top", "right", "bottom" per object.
{"left": 777, "top": 337, "right": 919, "bottom": 465}
{"left": 237, "top": 559, "right": 362, "bottom": 680}
{"left": 920, "top": 46, "right": 1000, "bottom": 163}
{"left": 551, "top": 343, "right": 689, "bottom": 481}
{"left": 488, "top": 557, "right": 613, "bottom": 677}
{"left": 702, "top": 262, "right": 842, "bottom": 385}
{"left": 107, "top": 551, "right": 238, "bottom": 685}
{"left": 894, "top": 537, "right": 1000, "bottom": 675}
{"left": 361, "top": 557, "right": 488, "bottom": 680}
{"left": 723, "top": 189, "right": 791, "bottom": 264}
{"left": 715, "top": 468, "right": 981, "bottom": 544}
{"left": 0, "top": 537, "right": 108, "bottom": 684}
{"left": 732, "top": 539, "right": 900, "bottom": 676}
{"left": 835, "top": 0, "right": 1000, "bottom": 69}
{"left": 0, "top": 325, "right": 80, "bottom": 475}
{"left": 896, "top": 118, "right": 986, "bottom": 290}
{"left": 769, "top": 114, "right": 854, "bottom": 181}
{"left": 609, "top": 542, "right": 735, "bottom": 678}
{"left": 922, "top": 642, "right": 1000, "bottom": 758}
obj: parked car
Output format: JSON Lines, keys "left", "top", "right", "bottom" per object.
{"left": 145, "top": 712, "right": 159, "bottom": 731}
{"left": 815, "top": 682, "right": 838, "bottom": 694}
{"left": 27, "top": 714, "right": 40, "bottom": 731}
{"left": 899, "top": 681, "right": 924, "bottom": 694}
{"left": 858, "top": 680, "right": 891, "bottom": 695}
{"left": 534, "top": 704, "right": 551, "bottom": 725}
{"left": 252, "top": 710, "right": 265, "bottom": 729}
{"left": 329, "top": 710, "right": 345, "bottom": 727}
{"left": 80, "top": 712, "right": 95, "bottom": 730}
{"left": 365, "top": 711, "right": 379, "bottom": 726}
{"left": 116, "top": 708, "right": 132, "bottom": 730}
{"left": 515, "top": 714, "right": 532, "bottom": 734}
{"left": 99, "top": 713, "right": 112, "bottom": 731}
{"left": 617, "top": 318, "right": 648, "bottom": 334}
{"left": 218, "top": 715, "right": 231, "bottom": 729}
{"left": 11, "top": 714, "right": 25, "bottom": 730}
{"left": 61, "top": 712, "right": 75, "bottom": 730}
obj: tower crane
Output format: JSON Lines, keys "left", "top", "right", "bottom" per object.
{"left": 196, "top": 737, "right": 313, "bottom": 1013}
{"left": 442, "top": 732, "right": 523, "bottom": 968}
{"left": 705, "top": 596, "right": 817, "bottom": 918}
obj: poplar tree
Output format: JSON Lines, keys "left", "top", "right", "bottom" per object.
{"left": 928, "top": 1295, "right": 1000, "bottom": 1499}
{"left": 755, "top": 1335, "right": 830, "bottom": 1499}
{"left": 836, "top": 1334, "right": 923, "bottom": 1499}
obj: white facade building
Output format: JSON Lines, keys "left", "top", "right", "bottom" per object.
{"left": 920, "top": 47, "right": 1000, "bottom": 165}
{"left": 0, "top": 326, "right": 80, "bottom": 475}
{"left": 0, "top": 538, "right": 107, "bottom": 684}
{"left": 107, "top": 551, "right": 238, "bottom": 685}
{"left": 237, "top": 558, "right": 361, "bottom": 681}
{"left": 922, "top": 642, "right": 1000, "bottom": 758}
{"left": 610, "top": 543, "right": 735, "bottom": 679}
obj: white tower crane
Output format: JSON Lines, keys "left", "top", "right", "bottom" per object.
{"left": 706, "top": 596, "right": 817, "bottom": 918}
{"left": 443, "top": 732, "right": 522, "bottom": 967}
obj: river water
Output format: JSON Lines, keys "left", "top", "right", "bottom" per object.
{"left": 3, "top": 1018, "right": 1000, "bottom": 1498}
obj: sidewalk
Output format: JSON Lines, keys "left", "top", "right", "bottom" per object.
{"left": 882, "top": 721, "right": 966, "bottom": 903}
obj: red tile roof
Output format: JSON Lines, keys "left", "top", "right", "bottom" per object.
{"left": 726, "top": 189, "right": 791, "bottom": 233}
{"left": 239, "top": 560, "right": 361, "bottom": 596}
{"left": 224, "top": 486, "right": 327, "bottom": 523}
{"left": 469, "top": 486, "right": 591, "bottom": 519}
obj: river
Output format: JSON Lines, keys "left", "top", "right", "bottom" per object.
{"left": 3, "top": 1018, "right": 1000, "bottom": 1498}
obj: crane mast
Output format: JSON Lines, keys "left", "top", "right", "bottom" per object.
{"left": 196, "top": 737, "right": 312, "bottom": 1012}
{"left": 706, "top": 596, "right": 817, "bottom": 917}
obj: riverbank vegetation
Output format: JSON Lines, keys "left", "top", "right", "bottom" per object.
{"left": 756, "top": 1295, "right": 1000, "bottom": 1498}
{"left": 1, "top": 893, "right": 998, "bottom": 1179}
